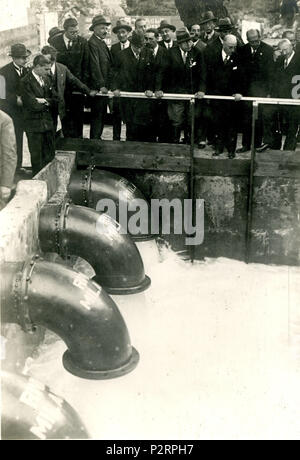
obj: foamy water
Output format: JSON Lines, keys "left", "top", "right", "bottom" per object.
{"left": 23, "top": 243, "right": 300, "bottom": 440}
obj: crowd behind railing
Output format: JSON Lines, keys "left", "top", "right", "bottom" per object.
{"left": 0, "top": 11, "right": 300, "bottom": 208}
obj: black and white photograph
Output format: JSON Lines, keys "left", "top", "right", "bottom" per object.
{"left": 0, "top": 0, "right": 300, "bottom": 442}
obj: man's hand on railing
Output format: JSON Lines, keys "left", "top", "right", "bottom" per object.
{"left": 145, "top": 90, "right": 154, "bottom": 98}
{"left": 233, "top": 93, "right": 243, "bottom": 102}
{"left": 195, "top": 91, "right": 205, "bottom": 99}
{"left": 155, "top": 91, "right": 164, "bottom": 99}
{"left": 100, "top": 87, "right": 108, "bottom": 94}
{"left": 89, "top": 90, "right": 98, "bottom": 97}
{"left": 113, "top": 89, "right": 121, "bottom": 97}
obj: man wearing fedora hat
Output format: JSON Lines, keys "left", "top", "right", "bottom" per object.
{"left": 51, "top": 18, "right": 90, "bottom": 138}
{"left": 48, "top": 27, "right": 63, "bottom": 46}
{"left": 111, "top": 20, "right": 132, "bottom": 141}
{"left": 158, "top": 20, "right": 177, "bottom": 49}
{"left": 0, "top": 44, "right": 31, "bottom": 172}
{"left": 88, "top": 15, "right": 113, "bottom": 139}
{"left": 113, "top": 31, "right": 147, "bottom": 141}
{"left": 166, "top": 28, "right": 206, "bottom": 144}
{"left": 199, "top": 11, "right": 219, "bottom": 46}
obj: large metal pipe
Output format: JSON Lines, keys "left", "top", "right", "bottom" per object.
{"left": 39, "top": 200, "right": 151, "bottom": 295}
{"left": 68, "top": 167, "right": 154, "bottom": 242}
{"left": 1, "top": 371, "right": 89, "bottom": 439}
{"left": 1, "top": 257, "right": 139, "bottom": 379}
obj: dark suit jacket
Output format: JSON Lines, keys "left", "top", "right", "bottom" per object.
{"left": 138, "top": 46, "right": 169, "bottom": 92}
{"left": 205, "top": 49, "right": 241, "bottom": 96}
{"left": 51, "top": 34, "right": 90, "bottom": 84}
{"left": 112, "top": 47, "right": 140, "bottom": 92}
{"left": 272, "top": 53, "right": 300, "bottom": 98}
{"left": 238, "top": 41, "right": 274, "bottom": 97}
{"left": 0, "top": 62, "right": 29, "bottom": 120}
{"left": 194, "top": 39, "right": 207, "bottom": 53}
{"left": 52, "top": 62, "right": 90, "bottom": 119}
{"left": 88, "top": 34, "right": 113, "bottom": 90}
{"left": 200, "top": 31, "right": 220, "bottom": 46}
{"left": 166, "top": 46, "right": 206, "bottom": 94}
{"left": 20, "top": 71, "right": 56, "bottom": 133}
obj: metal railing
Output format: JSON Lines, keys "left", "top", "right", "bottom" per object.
{"left": 75, "top": 90, "right": 300, "bottom": 264}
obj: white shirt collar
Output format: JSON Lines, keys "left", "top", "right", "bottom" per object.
{"left": 164, "top": 40, "right": 173, "bottom": 48}
{"left": 153, "top": 45, "right": 159, "bottom": 57}
{"left": 13, "top": 63, "right": 23, "bottom": 76}
{"left": 131, "top": 46, "right": 140, "bottom": 59}
{"left": 63, "top": 33, "right": 72, "bottom": 48}
{"left": 32, "top": 70, "right": 44, "bottom": 86}
{"left": 222, "top": 49, "right": 229, "bottom": 62}
{"left": 120, "top": 40, "right": 130, "bottom": 50}
{"left": 51, "top": 63, "right": 56, "bottom": 75}
{"left": 285, "top": 51, "right": 295, "bottom": 67}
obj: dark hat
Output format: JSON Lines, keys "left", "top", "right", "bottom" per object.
{"left": 48, "top": 27, "right": 63, "bottom": 39}
{"left": 89, "top": 15, "right": 111, "bottom": 31}
{"left": 215, "top": 18, "right": 235, "bottom": 32}
{"left": 176, "top": 27, "right": 192, "bottom": 44}
{"left": 199, "top": 11, "right": 217, "bottom": 25}
{"left": 129, "top": 31, "right": 145, "bottom": 48}
{"left": 9, "top": 43, "right": 31, "bottom": 58}
{"left": 158, "top": 20, "right": 176, "bottom": 32}
{"left": 113, "top": 20, "right": 132, "bottom": 34}
{"left": 63, "top": 17, "right": 78, "bottom": 29}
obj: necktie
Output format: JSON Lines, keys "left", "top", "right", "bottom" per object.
{"left": 67, "top": 40, "right": 72, "bottom": 50}
{"left": 224, "top": 55, "right": 229, "bottom": 65}
{"left": 182, "top": 52, "right": 187, "bottom": 64}
{"left": 284, "top": 59, "right": 288, "bottom": 69}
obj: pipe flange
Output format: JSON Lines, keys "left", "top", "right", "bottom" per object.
{"left": 62, "top": 347, "right": 139, "bottom": 380}
{"left": 59, "top": 200, "right": 71, "bottom": 259}
{"left": 81, "top": 168, "right": 92, "bottom": 207}
{"left": 100, "top": 275, "right": 151, "bottom": 295}
{"left": 13, "top": 258, "right": 38, "bottom": 333}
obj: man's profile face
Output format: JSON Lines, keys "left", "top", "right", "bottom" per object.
{"left": 190, "top": 25, "right": 200, "bottom": 41}
{"left": 280, "top": 41, "right": 293, "bottom": 58}
{"left": 180, "top": 40, "right": 193, "bottom": 53}
{"left": 65, "top": 26, "right": 79, "bottom": 40}
{"left": 94, "top": 24, "right": 109, "bottom": 39}
{"left": 117, "top": 28, "right": 129, "bottom": 43}
{"left": 136, "top": 20, "right": 147, "bottom": 33}
{"left": 13, "top": 56, "right": 28, "bottom": 67}
{"left": 247, "top": 30, "right": 261, "bottom": 49}
{"left": 144, "top": 32, "right": 157, "bottom": 49}
{"left": 161, "top": 27, "right": 172, "bottom": 42}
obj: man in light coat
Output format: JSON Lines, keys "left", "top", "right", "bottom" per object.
{"left": 0, "top": 110, "right": 17, "bottom": 209}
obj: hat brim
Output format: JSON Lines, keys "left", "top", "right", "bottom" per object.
{"left": 199, "top": 17, "right": 217, "bottom": 25}
{"left": 9, "top": 49, "right": 31, "bottom": 58}
{"left": 112, "top": 24, "right": 132, "bottom": 34}
{"left": 90, "top": 21, "right": 111, "bottom": 31}
{"left": 158, "top": 24, "right": 176, "bottom": 32}
{"left": 215, "top": 26, "right": 234, "bottom": 32}
{"left": 176, "top": 37, "right": 192, "bottom": 44}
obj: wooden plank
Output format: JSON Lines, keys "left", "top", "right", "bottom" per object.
{"left": 194, "top": 158, "right": 250, "bottom": 177}
{"left": 254, "top": 150, "right": 300, "bottom": 178}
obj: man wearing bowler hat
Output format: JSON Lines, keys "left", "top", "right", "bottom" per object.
{"left": 47, "top": 27, "right": 63, "bottom": 46}
{"left": 111, "top": 20, "right": 132, "bottom": 141}
{"left": 88, "top": 15, "right": 113, "bottom": 139}
{"left": 51, "top": 18, "right": 90, "bottom": 138}
{"left": 0, "top": 44, "right": 31, "bottom": 173}
{"left": 158, "top": 20, "right": 177, "bottom": 49}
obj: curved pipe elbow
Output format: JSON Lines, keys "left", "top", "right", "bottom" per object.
{"left": 1, "top": 371, "right": 89, "bottom": 439}
{"left": 1, "top": 259, "right": 139, "bottom": 380}
{"left": 68, "top": 167, "right": 154, "bottom": 242}
{"left": 39, "top": 200, "right": 151, "bottom": 295}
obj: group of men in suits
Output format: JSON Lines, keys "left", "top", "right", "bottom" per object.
{"left": 0, "top": 11, "right": 299, "bottom": 178}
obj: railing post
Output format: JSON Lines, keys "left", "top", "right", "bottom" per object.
{"left": 245, "top": 101, "right": 259, "bottom": 264}
{"left": 189, "top": 97, "right": 196, "bottom": 264}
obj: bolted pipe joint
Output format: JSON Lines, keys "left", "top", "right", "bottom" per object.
{"left": 1, "top": 371, "right": 89, "bottom": 439}
{"left": 68, "top": 167, "right": 154, "bottom": 242}
{"left": 1, "top": 258, "right": 140, "bottom": 380}
{"left": 39, "top": 199, "right": 151, "bottom": 295}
